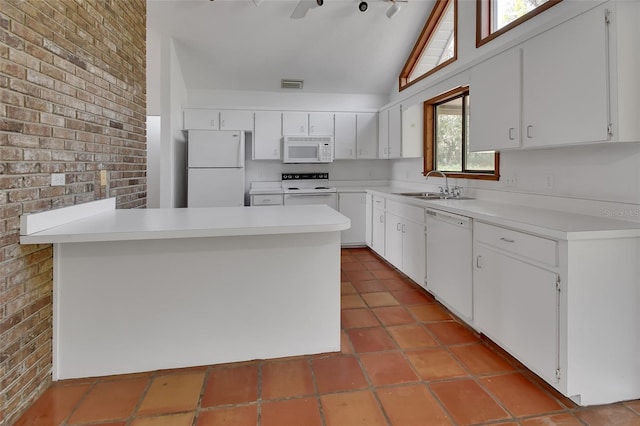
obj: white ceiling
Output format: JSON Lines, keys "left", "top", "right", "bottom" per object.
{"left": 147, "top": 0, "right": 435, "bottom": 97}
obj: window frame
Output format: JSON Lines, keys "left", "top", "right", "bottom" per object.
{"left": 423, "top": 86, "right": 500, "bottom": 181}
{"left": 476, "top": 0, "right": 563, "bottom": 47}
{"left": 399, "top": 0, "right": 458, "bottom": 91}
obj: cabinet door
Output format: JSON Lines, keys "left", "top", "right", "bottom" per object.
{"left": 253, "top": 111, "right": 282, "bottom": 160}
{"left": 183, "top": 109, "right": 220, "bottom": 130}
{"left": 474, "top": 245, "right": 559, "bottom": 384}
{"left": 282, "top": 112, "right": 308, "bottom": 136}
{"left": 371, "top": 207, "right": 385, "bottom": 256}
{"left": 402, "top": 219, "right": 426, "bottom": 287}
{"left": 401, "top": 104, "right": 423, "bottom": 158}
{"left": 334, "top": 113, "right": 357, "bottom": 159}
{"left": 356, "top": 113, "right": 378, "bottom": 159}
{"left": 220, "top": 110, "right": 254, "bottom": 131}
{"left": 470, "top": 48, "right": 521, "bottom": 151}
{"left": 522, "top": 5, "right": 609, "bottom": 148}
{"left": 338, "top": 192, "right": 367, "bottom": 245}
{"left": 384, "top": 212, "right": 403, "bottom": 269}
{"left": 365, "top": 193, "right": 373, "bottom": 247}
{"left": 388, "top": 104, "right": 402, "bottom": 158}
{"left": 378, "top": 109, "right": 389, "bottom": 158}
{"left": 309, "top": 113, "right": 334, "bottom": 135}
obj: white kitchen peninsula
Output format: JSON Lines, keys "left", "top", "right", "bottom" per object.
{"left": 20, "top": 199, "right": 350, "bottom": 380}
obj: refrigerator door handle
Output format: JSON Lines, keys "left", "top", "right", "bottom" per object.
{"left": 238, "top": 137, "right": 243, "bottom": 165}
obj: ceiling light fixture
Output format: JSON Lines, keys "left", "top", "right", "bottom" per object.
{"left": 386, "top": 0, "right": 402, "bottom": 19}
{"left": 359, "top": 1, "right": 368, "bottom": 12}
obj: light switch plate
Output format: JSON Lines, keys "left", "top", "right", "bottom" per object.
{"left": 51, "top": 173, "right": 65, "bottom": 186}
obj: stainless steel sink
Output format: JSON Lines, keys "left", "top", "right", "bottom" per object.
{"left": 414, "top": 195, "right": 475, "bottom": 200}
{"left": 393, "top": 192, "right": 474, "bottom": 200}
{"left": 392, "top": 192, "right": 433, "bottom": 197}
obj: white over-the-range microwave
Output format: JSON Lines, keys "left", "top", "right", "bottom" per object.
{"left": 282, "top": 136, "right": 334, "bottom": 163}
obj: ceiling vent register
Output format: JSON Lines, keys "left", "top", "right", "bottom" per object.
{"left": 281, "top": 79, "right": 304, "bottom": 89}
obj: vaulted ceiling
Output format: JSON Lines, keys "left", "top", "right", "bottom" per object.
{"left": 147, "top": 0, "right": 435, "bottom": 97}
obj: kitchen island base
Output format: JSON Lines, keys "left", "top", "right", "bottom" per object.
{"left": 53, "top": 231, "right": 340, "bottom": 379}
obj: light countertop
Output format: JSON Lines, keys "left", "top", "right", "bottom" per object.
{"left": 367, "top": 187, "right": 640, "bottom": 240}
{"left": 20, "top": 205, "right": 351, "bottom": 244}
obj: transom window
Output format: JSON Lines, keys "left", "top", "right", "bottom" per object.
{"left": 424, "top": 87, "right": 499, "bottom": 180}
{"left": 477, "top": 0, "right": 562, "bottom": 46}
{"left": 399, "top": 0, "right": 457, "bottom": 91}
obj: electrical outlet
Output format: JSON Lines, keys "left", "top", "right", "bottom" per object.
{"left": 51, "top": 173, "right": 65, "bottom": 186}
{"left": 545, "top": 174, "right": 554, "bottom": 190}
{"left": 100, "top": 170, "right": 107, "bottom": 186}
{"left": 504, "top": 174, "right": 517, "bottom": 188}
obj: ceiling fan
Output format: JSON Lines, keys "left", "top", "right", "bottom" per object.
{"left": 290, "top": 0, "right": 324, "bottom": 19}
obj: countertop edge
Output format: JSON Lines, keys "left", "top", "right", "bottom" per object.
{"left": 20, "top": 220, "right": 351, "bottom": 244}
{"left": 366, "top": 188, "right": 640, "bottom": 240}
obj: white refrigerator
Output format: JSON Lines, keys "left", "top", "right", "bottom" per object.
{"left": 187, "top": 130, "right": 245, "bottom": 207}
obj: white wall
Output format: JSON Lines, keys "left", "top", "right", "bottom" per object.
{"left": 146, "top": 116, "right": 161, "bottom": 208}
{"left": 159, "top": 37, "right": 188, "bottom": 208}
{"left": 390, "top": 142, "right": 640, "bottom": 206}
{"left": 186, "top": 89, "right": 386, "bottom": 112}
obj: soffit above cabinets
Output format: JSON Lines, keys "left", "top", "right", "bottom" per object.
{"left": 147, "top": 0, "right": 435, "bottom": 95}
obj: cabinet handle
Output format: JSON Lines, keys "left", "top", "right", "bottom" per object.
{"left": 402, "top": 224, "right": 406, "bottom": 233}
{"left": 476, "top": 255, "right": 482, "bottom": 268}
{"left": 264, "top": 198, "right": 271, "bottom": 202}
{"left": 211, "top": 120, "right": 216, "bottom": 128}
{"left": 500, "top": 237, "right": 515, "bottom": 243}
{"left": 301, "top": 125, "right": 305, "bottom": 132}
{"left": 508, "top": 127, "right": 515, "bottom": 140}
{"left": 379, "top": 215, "right": 384, "bottom": 223}
{"left": 221, "top": 119, "right": 226, "bottom": 128}
{"left": 396, "top": 222, "right": 401, "bottom": 231}
{"left": 526, "top": 125, "right": 534, "bottom": 139}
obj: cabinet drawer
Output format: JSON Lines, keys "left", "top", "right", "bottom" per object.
{"left": 386, "top": 200, "right": 424, "bottom": 224}
{"left": 475, "top": 222, "right": 558, "bottom": 267}
{"left": 372, "top": 195, "right": 385, "bottom": 209}
{"left": 251, "top": 194, "right": 283, "bottom": 206}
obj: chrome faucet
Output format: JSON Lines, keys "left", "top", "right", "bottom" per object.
{"left": 425, "top": 170, "right": 449, "bottom": 196}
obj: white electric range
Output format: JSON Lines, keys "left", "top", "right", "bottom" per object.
{"left": 281, "top": 173, "right": 338, "bottom": 209}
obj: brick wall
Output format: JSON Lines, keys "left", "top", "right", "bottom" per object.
{"left": 0, "top": 0, "right": 146, "bottom": 423}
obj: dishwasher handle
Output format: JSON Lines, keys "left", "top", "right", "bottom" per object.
{"left": 426, "top": 210, "right": 472, "bottom": 228}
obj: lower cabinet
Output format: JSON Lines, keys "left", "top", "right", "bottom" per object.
{"left": 383, "top": 202, "right": 426, "bottom": 286}
{"left": 338, "top": 192, "right": 367, "bottom": 246}
{"left": 371, "top": 206, "right": 385, "bottom": 256}
{"left": 474, "top": 243, "right": 559, "bottom": 385}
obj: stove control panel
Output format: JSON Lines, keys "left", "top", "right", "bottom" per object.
{"left": 282, "top": 173, "right": 329, "bottom": 180}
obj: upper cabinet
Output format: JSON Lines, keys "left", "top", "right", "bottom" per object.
{"left": 356, "top": 113, "right": 378, "bottom": 159}
{"left": 184, "top": 109, "right": 253, "bottom": 131}
{"left": 308, "top": 113, "right": 334, "bottom": 136}
{"left": 253, "top": 111, "right": 282, "bottom": 160}
{"left": 334, "top": 113, "right": 357, "bottom": 159}
{"left": 334, "top": 113, "right": 379, "bottom": 160}
{"left": 470, "top": 48, "right": 521, "bottom": 151}
{"left": 521, "top": 3, "right": 609, "bottom": 148}
{"left": 282, "top": 112, "right": 308, "bottom": 136}
{"left": 401, "top": 104, "right": 424, "bottom": 158}
{"left": 282, "top": 112, "right": 334, "bottom": 136}
{"left": 378, "top": 105, "right": 402, "bottom": 159}
{"left": 470, "top": 1, "right": 639, "bottom": 152}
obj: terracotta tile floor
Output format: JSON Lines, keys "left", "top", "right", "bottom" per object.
{"left": 16, "top": 248, "right": 640, "bottom": 426}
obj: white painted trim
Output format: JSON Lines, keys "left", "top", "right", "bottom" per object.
{"left": 20, "top": 198, "right": 115, "bottom": 236}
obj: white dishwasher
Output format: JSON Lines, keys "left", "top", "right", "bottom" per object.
{"left": 425, "top": 209, "right": 473, "bottom": 321}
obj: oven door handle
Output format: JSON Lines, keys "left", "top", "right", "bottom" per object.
{"left": 286, "top": 194, "right": 334, "bottom": 197}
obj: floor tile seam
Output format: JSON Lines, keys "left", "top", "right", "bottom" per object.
{"left": 350, "top": 351, "right": 394, "bottom": 426}
{"left": 510, "top": 409, "right": 586, "bottom": 425}
{"left": 512, "top": 369, "right": 579, "bottom": 411}
{"left": 123, "top": 373, "right": 155, "bottom": 424}
{"left": 306, "top": 354, "right": 328, "bottom": 426}
{"left": 60, "top": 379, "right": 99, "bottom": 426}
{"left": 470, "top": 372, "right": 554, "bottom": 421}
{"left": 425, "top": 377, "right": 515, "bottom": 426}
